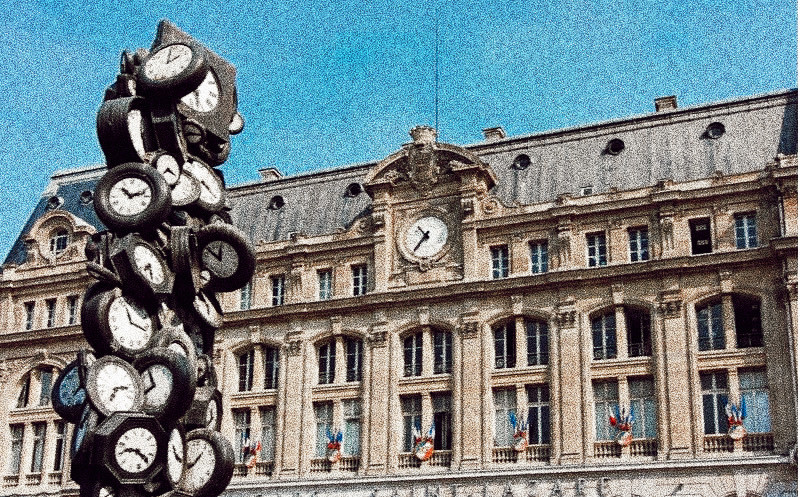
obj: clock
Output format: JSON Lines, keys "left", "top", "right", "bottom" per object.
{"left": 85, "top": 356, "right": 144, "bottom": 417}
{"left": 94, "top": 162, "right": 172, "bottom": 232}
{"left": 183, "top": 386, "right": 222, "bottom": 431}
{"left": 138, "top": 42, "right": 208, "bottom": 97}
{"left": 90, "top": 413, "right": 167, "bottom": 485}
{"left": 152, "top": 151, "right": 182, "bottom": 187}
{"left": 166, "top": 423, "right": 187, "bottom": 488}
{"left": 110, "top": 234, "right": 174, "bottom": 302}
{"left": 171, "top": 170, "right": 202, "bottom": 208}
{"left": 404, "top": 216, "right": 449, "bottom": 259}
{"left": 178, "top": 428, "right": 234, "bottom": 497}
{"left": 191, "top": 290, "right": 223, "bottom": 329}
{"left": 196, "top": 223, "right": 255, "bottom": 293}
{"left": 155, "top": 326, "right": 198, "bottom": 368}
{"left": 51, "top": 359, "right": 87, "bottom": 424}
{"left": 133, "top": 347, "right": 197, "bottom": 422}
{"left": 180, "top": 70, "right": 219, "bottom": 113}
{"left": 183, "top": 159, "right": 225, "bottom": 213}
{"left": 96, "top": 97, "right": 155, "bottom": 167}
{"left": 81, "top": 285, "right": 156, "bottom": 360}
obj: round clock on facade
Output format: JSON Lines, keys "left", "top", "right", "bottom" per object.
{"left": 86, "top": 355, "right": 144, "bottom": 417}
{"left": 195, "top": 223, "right": 255, "bottom": 293}
{"left": 96, "top": 97, "right": 154, "bottom": 167}
{"left": 183, "top": 159, "right": 225, "bottom": 213}
{"left": 51, "top": 359, "right": 87, "bottom": 424}
{"left": 138, "top": 42, "right": 208, "bottom": 97}
{"left": 179, "top": 428, "right": 234, "bottom": 497}
{"left": 110, "top": 234, "right": 174, "bottom": 302}
{"left": 404, "top": 216, "right": 449, "bottom": 259}
{"left": 133, "top": 347, "right": 196, "bottom": 422}
{"left": 91, "top": 412, "right": 167, "bottom": 485}
{"left": 82, "top": 286, "right": 156, "bottom": 360}
{"left": 94, "top": 162, "right": 172, "bottom": 232}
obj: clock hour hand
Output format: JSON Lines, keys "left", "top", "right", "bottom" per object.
{"left": 125, "top": 304, "right": 148, "bottom": 331}
{"left": 144, "top": 370, "right": 156, "bottom": 393}
{"left": 187, "top": 453, "right": 202, "bottom": 468}
{"left": 413, "top": 228, "right": 430, "bottom": 252}
{"left": 109, "top": 385, "right": 129, "bottom": 401}
{"left": 171, "top": 444, "right": 183, "bottom": 462}
{"left": 122, "top": 447, "right": 149, "bottom": 463}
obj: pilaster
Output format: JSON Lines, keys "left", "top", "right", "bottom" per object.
{"left": 658, "top": 290, "right": 692, "bottom": 459}
{"left": 555, "top": 298, "right": 582, "bottom": 464}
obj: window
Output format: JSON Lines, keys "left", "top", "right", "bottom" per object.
{"left": 587, "top": 232, "right": 607, "bottom": 267}
{"left": 49, "top": 229, "right": 69, "bottom": 256}
{"left": 401, "top": 395, "right": 422, "bottom": 452}
{"left": 527, "top": 385, "right": 550, "bottom": 445}
{"left": 697, "top": 301, "right": 724, "bottom": 351}
{"left": 345, "top": 337, "right": 363, "bottom": 382}
{"left": 526, "top": 319, "right": 549, "bottom": 366}
{"left": 494, "top": 322, "right": 516, "bottom": 368}
{"left": 701, "top": 371, "right": 729, "bottom": 435}
{"left": 734, "top": 213, "right": 758, "bottom": 249}
{"left": 530, "top": 241, "right": 548, "bottom": 274}
{"left": 318, "top": 269, "right": 332, "bottom": 300}
{"left": 734, "top": 296, "right": 763, "bottom": 348}
{"left": 404, "top": 333, "right": 423, "bottom": 377}
{"left": 314, "top": 402, "right": 333, "bottom": 457}
{"left": 626, "top": 308, "right": 651, "bottom": 357}
{"left": 594, "top": 381, "right": 619, "bottom": 441}
{"left": 491, "top": 245, "right": 509, "bottom": 279}
{"left": 580, "top": 185, "right": 594, "bottom": 196}
{"left": 238, "top": 350, "right": 255, "bottom": 392}
{"left": 53, "top": 421, "right": 65, "bottom": 471}
{"left": 628, "top": 378, "right": 657, "bottom": 439}
{"left": 740, "top": 369, "right": 771, "bottom": 433}
{"left": 67, "top": 296, "right": 79, "bottom": 325}
{"left": 342, "top": 399, "right": 361, "bottom": 456}
{"left": 260, "top": 407, "right": 276, "bottom": 462}
{"left": 494, "top": 388, "right": 516, "bottom": 446}
{"left": 690, "top": 217, "right": 712, "bottom": 255}
{"left": 264, "top": 346, "right": 279, "bottom": 390}
{"left": 17, "top": 375, "right": 30, "bottom": 408}
{"left": 240, "top": 281, "right": 252, "bottom": 310}
{"left": 233, "top": 409, "right": 252, "bottom": 463}
{"left": 592, "top": 312, "right": 617, "bottom": 360}
{"left": 318, "top": 341, "right": 335, "bottom": 384}
{"left": 45, "top": 299, "right": 56, "bottom": 328}
{"left": 24, "top": 301, "right": 35, "bottom": 330}
{"left": 352, "top": 265, "right": 368, "bottom": 296}
{"left": 271, "top": 275, "right": 285, "bottom": 306}
{"left": 432, "top": 392, "right": 452, "bottom": 450}
{"left": 38, "top": 368, "right": 53, "bottom": 406}
{"left": 30, "top": 422, "right": 46, "bottom": 473}
{"left": 433, "top": 330, "right": 452, "bottom": 374}
{"left": 9, "top": 424, "right": 23, "bottom": 474}
{"left": 628, "top": 227, "right": 649, "bottom": 262}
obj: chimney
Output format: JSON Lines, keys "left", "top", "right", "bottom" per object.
{"left": 654, "top": 96, "right": 678, "bottom": 112}
{"left": 258, "top": 167, "right": 282, "bottom": 181}
{"left": 409, "top": 125, "right": 437, "bottom": 144}
{"left": 482, "top": 126, "right": 506, "bottom": 141}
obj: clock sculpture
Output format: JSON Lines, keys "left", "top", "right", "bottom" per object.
{"left": 52, "top": 20, "right": 251, "bottom": 497}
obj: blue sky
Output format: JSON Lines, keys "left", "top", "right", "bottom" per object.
{"left": 0, "top": 0, "right": 796, "bottom": 259}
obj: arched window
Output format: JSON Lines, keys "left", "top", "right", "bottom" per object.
{"left": 733, "top": 295, "right": 762, "bottom": 348}
{"left": 432, "top": 329, "right": 452, "bottom": 374}
{"left": 345, "top": 337, "right": 363, "bottom": 382}
{"left": 264, "top": 346, "right": 280, "bottom": 390}
{"left": 318, "top": 340, "right": 335, "bottom": 385}
{"left": 625, "top": 307, "right": 651, "bottom": 357}
{"left": 493, "top": 322, "right": 516, "bottom": 369}
{"left": 238, "top": 350, "right": 255, "bottom": 392}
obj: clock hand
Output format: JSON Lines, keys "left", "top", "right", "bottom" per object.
{"left": 142, "top": 263, "right": 154, "bottom": 280}
{"left": 124, "top": 305, "right": 147, "bottom": 331}
{"left": 165, "top": 46, "right": 180, "bottom": 64}
{"left": 171, "top": 444, "right": 183, "bottom": 462}
{"left": 205, "top": 246, "right": 223, "bottom": 262}
{"left": 413, "top": 230, "right": 430, "bottom": 252}
{"left": 123, "top": 447, "right": 150, "bottom": 463}
{"left": 144, "top": 370, "right": 155, "bottom": 393}
{"left": 187, "top": 453, "right": 202, "bottom": 468}
{"left": 108, "top": 385, "right": 129, "bottom": 402}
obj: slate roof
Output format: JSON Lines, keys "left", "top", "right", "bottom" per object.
{"left": 4, "top": 89, "right": 797, "bottom": 266}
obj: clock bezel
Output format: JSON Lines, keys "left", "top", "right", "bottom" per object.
{"left": 133, "top": 346, "right": 197, "bottom": 422}
{"left": 137, "top": 42, "right": 209, "bottom": 97}
{"left": 94, "top": 162, "right": 172, "bottom": 233}
{"left": 396, "top": 210, "right": 453, "bottom": 264}
{"left": 85, "top": 355, "right": 145, "bottom": 417}
{"left": 179, "top": 428, "right": 234, "bottom": 497}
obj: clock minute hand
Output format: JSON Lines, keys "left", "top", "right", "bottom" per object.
{"left": 414, "top": 229, "right": 430, "bottom": 252}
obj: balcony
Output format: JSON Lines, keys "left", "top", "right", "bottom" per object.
{"left": 492, "top": 447, "right": 519, "bottom": 464}
{"left": 254, "top": 461, "right": 274, "bottom": 476}
{"left": 339, "top": 456, "right": 360, "bottom": 472}
{"left": 703, "top": 434, "right": 734, "bottom": 453}
{"left": 525, "top": 444, "right": 551, "bottom": 463}
{"left": 48, "top": 472, "right": 63, "bottom": 485}
{"left": 24, "top": 473, "right": 41, "bottom": 486}
{"left": 630, "top": 439, "right": 657, "bottom": 457}
{"left": 233, "top": 464, "right": 248, "bottom": 477}
{"left": 593, "top": 441, "right": 622, "bottom": 458}
{"left": 310, "top": 458, "right": 332, "bottom": 473}
{"left": 429, "top": 450, "right": 452, "bottom": 468}
{"left": 398, "top": 453, "right": 422, "bottom": 469}
{"left": 3, "top": 475, "right": 18, "bottom": 487}
{"left": 743, "top": 433, "right": 774, "bottom": 453}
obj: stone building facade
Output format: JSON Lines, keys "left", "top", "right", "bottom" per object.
{"left": 0, "top": 89, "right": 796, "bottom": 497}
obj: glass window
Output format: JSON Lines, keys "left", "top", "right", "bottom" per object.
{"left": 24, "top": 302, "right": 35, "bottom": 331}
{"left": 343, "top": 399, "right": 361, "bottom": 456}
{"left": 403, "top": 333, "right": 422, "bottom": 377}
{"left": 45, "top": 299, "right": 56, "bottom": 328}
{"left": 740, "top": 369, "right": 771, "bottom": 433}
{"left": 16, "top": 375, "right": 30, "bottom": 408}
{"left": 587, "top": 232, "right": 607, "bottom": 267}
{"left": 626, "top": 308, "right": 651, "bottom": 357}
{"left": 734, "top": 213, "right": 758, "bottom": 249}
{"left": 526, "top": 319, "right": 548, "bottom": 366}
{"left": 67, "top": 296, "right": 79, "bottom": 325}
{"left": 233, "top": 409, "right": 251, "bottom": 463}
{"left": 271, "top": 275, "right": 285, "bottom": 306}
{"left": 49, "top": 230, "right": 69, "bottom": 256}
{"left": 264, "top": 346, "right": 279, "bottom": 390}
{"left": 494, "top": 388, "right": 516, "bottom": 446}
{"left": 30, "top": 422, "right": 46, "bottom": 473}
{"left": 8, "top": 424, "right": 23, "bottom": 474}
{"left": 527, "top": 385, "right": 550, "bottom": 445}
{"left": 690, "top": 217, "right": 712, "bottom": 255}
{"left": 352, "top": 265, "right": 368, "bottom": 296}
{"left": 432, "top": 392, "right": 452, "bottom": 450}
{"left": 260, "top": 407, "right": 276, "bottom": 462}
{"left": 240, "top": 281, "right": 252, "bottom": 310}
{"left": 433, "top": 330, "right": 452, "bottom": 374}
{"left": 734, "top": 296, "right": 763, "bottom": 348}
{"left": 318, "top": 341, "right": 335, "bottom": 384}
{"left": 53, "top": 421, "right": 65, "bottom": 471}
{"left": 238, "top": 350, "right": 254, "bottom": 392}
{"left": 700, "top": 371, "right": 729, "bottom": 435}
{"left": 401, "top": 395, "right": 422, "bottom": 452}
{"left": 314, "top": 402, "right": 334, "bottom": 457}
{"left": 697, "top": 301, "right": 725, "bottom": 351}
{"left": 346, "top": 337, "right": 363, "bottom": 382}
{"left": 530, "top": 241, "right": 548, "bottom": 274}
{"left": 494, "top": 321, "right": 516, "bottom": 368}
{"left": 318, "top": 269, "right": 332, "bottom": 300}
{"left": 628, "top": 378, "right": 657, "bottom": 439}
{"left": 491, "top": 245, "right": 509, "bottom": 279}
{"left": 628, "top": 227, "right": 649, "bottom": 262}
{"left": 592, "top": 312, "right": 617, "bottom": 360}
{"left": 593, "top": 380, "right": 619, "bottom": 441}
{"left": 38, "top": 368, "right": 53, "bottom": 406}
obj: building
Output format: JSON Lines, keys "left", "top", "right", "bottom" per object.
{"left": 0, "top": 89, "right": 796, "bottom": 497}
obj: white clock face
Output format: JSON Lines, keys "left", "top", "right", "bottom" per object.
{"left": 144, "top": 44, "right": 193, "bottom": 81}
{"left": 114, "top": 426, "right": 158, "bottom": 473}
{"left": 185, "top": 161, "right": 222, "bottom": 205}
{"left": 59, "top": 366, "right": 86, "bottom": 406}
{"left": 96, "top": 362, "right": 137, "bottom": 412}
{"left": 142, "top": 364, "right": 173, "bottom": 410}
{"left": 405, "top": 216, "right": 448, "bottom": 258}
{"left": 127, "top": 109, "right": 146, "bottom": 159}
{"left": 167, "top": 428, "right": 185, "bottom": 483}
{"left": 134, "top": 245, "right": 165, "bottom": 285}
{"left": 108, "top": 296, "right": 153, "bottom": 351}
{"left": 184, "top": 439, "right": 216, "bottom": 491}
{"left": 155, "top": 154, "right": 180, "bottom": 186}
{"left": 181, "top": 70, "right": 220, "bottom": 112}
{"left": 109, "top": 177, "right": 152, "bottom": 216}
{"left": 171, "top": 172, "right": 200, "bottom": 206}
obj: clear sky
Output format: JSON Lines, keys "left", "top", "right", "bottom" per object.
{"left": 0, "top": 0, "right": 796, "bottom": 260}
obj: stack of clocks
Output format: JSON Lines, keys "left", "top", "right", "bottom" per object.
{"left": 50, "top": 20, "right": 254, "bottom": 497}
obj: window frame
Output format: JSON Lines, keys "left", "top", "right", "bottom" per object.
{"left": 628, "top": 227, "right": 650, "bottom": 262}
{"left": 490, "top": 245, "right": 510, "bottom": 279}
{"left": 628, "top": 377, "right": 657, "bottom": 439}
{"left": 352, "top": 264, "right": 368, "bottom": 296}
{"left": 494, "top": 321, "right": 516, "bottom": 369}
{"left": 233, "top": 409, "right": 252, "bottom": 464}
{"left": 45, "top": 299, "right": 56, "bottom": 328}
{"left": 264, "top": 346, "right": 280, "bottom": 390}
{"left": 238, "top": 350, "right": 255, "bottom": 392}
{"left": 240, "top": 280, "right": 252, "bottom": 310}
{"left": 493, "top": 388, "right": 517, "bottom": 447}
{"left": 734, "top": 212, "right": 758, "bottom": 249}
{"left": 592, "top": 312, "right": 617, "bottom": 360}
{"left": 432, "top": 392, "right": 452, "bottom": 450}
{"left": 318, "top": 269, "right": 333, "bottom": 300}
{"left": 24, "top": 301, "right": 35, "bottom": 331}
{"left": 586, "top": 232, "right": 608, "bottom": 267}
{"left": 345, "top": 337, "right": 363, "bottom": 382}
{"left": 690, "top": 217, "right": 712, "bottom": 255}
{"left": 49, "top": 229, "right": 69, "bottom": 256}
{"left": 526, "top": 319, "right": 549, "bottom": 366}
{"left": 527, "top": 385, "right": 551, "bottom": 445}
{"left": 318, "top": 340, "right": 336, "bottom": 385}
{"left": 593, "top": 380, "right": 619, "bottom": 441}
{"left": 67, "top": 296, "right": 79, "bottom": 325}
{"left": 271, "top": 275, "right": 285, "bottom": 306}
{"left": 403, "top": 332, "right": 423, "bottom": 377}
{"left": 401, "top": 395, "right": 422, "bottom": 452}
{"left": 626, "top": 308, "right": 652, "bottom": 357}
{"left": 529, "top": 240, "right": 548, "bottom": 274}
{"left": 697, "top": 301, "right": 725, "bottom": 351}
{"left": 700, "top": 371, "right": 729, "bottom": 435}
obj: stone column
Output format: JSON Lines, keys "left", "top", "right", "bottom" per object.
{"left": 366, "top": 325, "right": 389, "bottom": 474}
{"left": 371, "top": 202, "right": 390, "bottom": 292}
{"left": 452, "top": 323, "right": 464, "bottom": 468}
{"left": 548, "top": 314, "right": 562, "bottom": 464}
{"left": 657, "top": 291, "right": 692, "bottom": 459}
{"left": 456, "top": 317, "right": 481, "bottom": 469}
{"left": 278, "top": 334, "right": 305, "bottom": 477}
{"left": 555, "top": 299, "right": 582, "bottom": 464}
{"left": 510, "top": 233, "right": 528, "bottom": 276}
{"left": 722, "top": 294, "right": 736, "bottom": 350}
{"left": 421, "top": 326, "right": 433, "bottom": 377}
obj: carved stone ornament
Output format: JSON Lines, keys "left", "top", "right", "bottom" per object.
{"left": 459, "top": 322, "right": 479, "bottom": 338}
{"left": 407, "top": 142, "right": 439, "bottom": 193}
{"left": 461, "top": 197, "right": 475, "bottom": 216}
{"left": 481, "top": 196, "right": 500, "bottom": 214}
{"left": 659, "top": 290, "right": 683, "bottom": 318}
{"left": 368, "top": 331, "right": 387, "bottom": 348}
{"left": 285, "top": 340, "right": 303, "bottom": 356}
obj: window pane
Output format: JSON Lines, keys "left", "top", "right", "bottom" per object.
{"left": 346, "top": 338, "right": 363, "bottom": 382}
{"left": 31, "top": 422, "right": 46, "bottom": 473}
{"left": 318, "top": 342, "right": 335, "bottom": 384}
{"left": 233, "top": 410, "right": 251, "bottom": 463}
{"left": 343, "top": 399, "right": 361, "bottom": 455}
{"left": 9, "top": 424, "right": 23, "bottom": 474}
{"left": 264, "top": 347, "right": 279, "bottom": 389}
{"left": 53, "top": 422, "right": 65, "bottom": 471}
{"left": 740, "top": 370, "right": 770, "bottom": 433}
{"left": 401, "top": 395, "right": 422, "bottom": 452}
{"left": 494, "top": 388, "right": 516, "bottom": 446}
{"left": 432, "top": 392, "right": 452, "bottom": 450}
{"left": 239, "top": 350, "right": 254, "bottom": 391}
{"left": 314, "top": 403, "right": 333, "bottom": 457}
{"left": 260, "top": 407, "right": 276, "bottom": 461}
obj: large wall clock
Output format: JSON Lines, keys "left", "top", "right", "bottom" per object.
{"left": 397, "top": 213, "right": 452, "bottom": 265}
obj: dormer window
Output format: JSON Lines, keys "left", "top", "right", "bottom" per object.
{"left": 345, "top": 183, "right": 363, "bottom": 197}
{"left": 580, "top": 186, "right": 594, "bottom": 196}
{"left": 511, "top": 154, "right": 531, "bottom": 170}
{"left": 49, "top": 229, "right": 69, "bottom": 256}
{"left": 605, "top": 138, "right": 625, "bottom": 156}
{"left": 268, "top": 195, "right": 285, "bottom": 210}
{"left": 705, "top": 122, "right": 726, "bottom": 139}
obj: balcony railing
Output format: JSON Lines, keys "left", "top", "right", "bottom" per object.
{"left": 254, "top": 461, "right": 274, "bottom": 476}
{"left": 48, "top": 472, "right": 63, "bottom": 485}
{"left": 233, "top": 464, "right": 248, "bottom": 477}
{"left": 310, "top": 458, "right": 332, "bottom": 473}
{"left": 3, "top": 475, "right": 18, "bottom": 487}
{"left": 24, "top": 473, "right": 41, "bottom": 486}
{"left": 593, "top": 441, "right": 621, "bottom": 458}
{"left": 703, "top": 434, "right": 734, "bottom": 453}
{"left": 398, "top": 453, "right": 422, "bottom": 469}
{"left": 630, "top": 439, "right": 657, "bottom": 457}
{"left": 339, "top": 456, "right": 360, "bottom": 472}
{"left": 492, "top": 447, "right": 519, "bottom": 464}
{"left": 429, "top": 450, "right": 451, "bottom": 467}
{"left": 743, "top": 433, "right": 774, "bottom": 452}
{"left": 525, "top": 444, "right": 551, "bottom": 462}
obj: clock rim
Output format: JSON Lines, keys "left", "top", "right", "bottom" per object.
{"left": 85, "top": 355, "right": 145, "bottom": 417}
{"left": 396, "top": 210, "right": 453, "bottom": 264}
{"left": 94, "top": 162, "right": 172, "bottom": 233}
{"left": 133, "top": 346, "right": 197, "bottom": 422}
{"left": 137, "top": 42, "right": 209, "bottom": 97}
